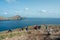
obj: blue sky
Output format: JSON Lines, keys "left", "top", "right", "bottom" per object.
{"left": 0, "top": 0, "right": 60, "bottom": 18}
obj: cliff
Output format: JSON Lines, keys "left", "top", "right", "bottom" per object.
{"left": 0, "top": 25, "right": 60, "bottom": 40}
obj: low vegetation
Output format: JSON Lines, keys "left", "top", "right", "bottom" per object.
{"left": 0, "top": 25, "right": 60, "bottom": 40}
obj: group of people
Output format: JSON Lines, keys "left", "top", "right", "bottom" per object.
{"left": 7, "top": 25, "right": 52, "bottom": 36}
{"left": 7, "top": 25, "right": 52, "bottom": 40}
{"left": 33, "top": 25, "right": 41, "bottom": 30}
{"left": 8, "top": 27, "right": 28, "bottom": 32}
{"left": 7, "top": 25, "right": 41, "bottom": 32}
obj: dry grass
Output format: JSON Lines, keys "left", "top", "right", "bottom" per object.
{"left": 0, "top": 25, "right": 60, "bottom": 40}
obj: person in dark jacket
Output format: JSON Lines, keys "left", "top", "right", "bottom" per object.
{"left": 8, "top": 29, "right": 12, "bottom": 32}
{"left": 38, "top": 25, "right": 41, "bottom": 29}
{"left": 21, "top": 28, "right": 24, "bottom": 31}
{"left": 26, "top": 26, "right": 28, "bottom": 32}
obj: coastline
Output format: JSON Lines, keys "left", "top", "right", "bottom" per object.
{"left": 0, "top": 25, "right": 60, "bottom": 40}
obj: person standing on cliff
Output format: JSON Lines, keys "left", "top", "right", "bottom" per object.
{"left": 26, "top": 26, "right": 28, "bottom": 32}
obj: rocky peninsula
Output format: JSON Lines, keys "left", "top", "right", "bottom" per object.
{"left": 0, "top": 15, "right": 22, "bottom": 20}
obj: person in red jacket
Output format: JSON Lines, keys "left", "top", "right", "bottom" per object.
{"left": 33, "top": 25, "right": 38, "bottom": 30}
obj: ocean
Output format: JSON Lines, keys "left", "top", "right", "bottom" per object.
{"left": 0, "top": 18, "right": 60, "bottom": 31}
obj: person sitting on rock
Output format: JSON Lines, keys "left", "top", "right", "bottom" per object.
{"left": 38, "top": 25, "right": 41, "bottom": 29}
{"left": 33, "top": 25, "right": 38, "bottom": 30}
{"left": 21, "top": 28, "right": 24, "bottom": 31}
{"left": 8, "top": 29, "right": 12, "bottom": 32}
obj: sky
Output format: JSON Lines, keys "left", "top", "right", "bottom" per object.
{"left": 0, "top": 0, "right": 60, "bottom": 18}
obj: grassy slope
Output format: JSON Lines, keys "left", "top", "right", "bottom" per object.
{"left": 0, "top": 25, "right": 60, "bottom": 40}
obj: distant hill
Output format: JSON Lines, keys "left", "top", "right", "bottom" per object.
{"left": 0, "top": 15, "right": 22, "bottom": 20}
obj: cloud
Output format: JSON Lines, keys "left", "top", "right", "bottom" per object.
{"left": 5, "top": 0, "right": 17, "bottom": 3}
{"left": 40, "top": 10, "right": 47, "bottom": 13}
{"left": 14, "top": 10, "right": 22, "bottom": 13}
{"left": 25, "top": 8, "right": 29, "bottom": 10}
{"left": 15, "top": 11, "right": 19, "bottom": 13}
{"left": 3, "top": 10, "right": 8, "bottom": 15}
{"left": 41, "top": 10, "right": 47, "bottom": 12}
{"left": 4, "top": 12, "right": 8, "bottom": 15}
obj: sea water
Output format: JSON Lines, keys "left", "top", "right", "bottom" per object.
{"left": 0, "top": 18, "right": 60, "bottom": 31}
